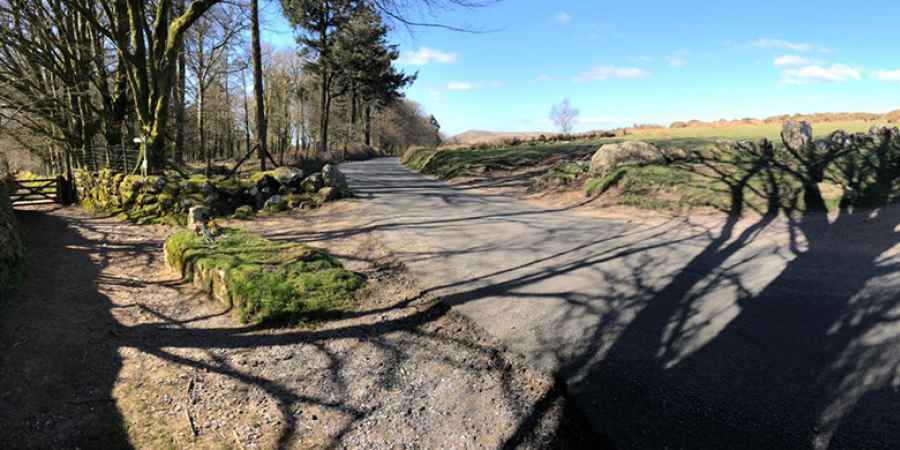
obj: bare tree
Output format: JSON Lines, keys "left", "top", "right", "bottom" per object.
{"left": 185, "top": 2, "right": 244, "bottom": 175}
{"left": 550, "top": 98, "right": 579, "bottom": 134}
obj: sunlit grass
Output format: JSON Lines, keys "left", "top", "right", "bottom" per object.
{"left": 619, "top": 120, "right": 883, "bottom": 142}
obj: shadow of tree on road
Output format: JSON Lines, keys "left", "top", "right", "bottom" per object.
{"left": 332, "top": 129, "right": 900, "bottom": 449}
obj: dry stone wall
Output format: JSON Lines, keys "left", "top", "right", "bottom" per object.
{"left": 0, "top": 166, "right": 25, "bottom": 303}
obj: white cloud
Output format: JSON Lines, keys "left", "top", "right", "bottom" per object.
{"left": 400, "top": 47, "right": 458, "bottom": 65}
{"left": 753, "top": 38, "right": 814, "bottom": 52}
{"left": 666, "top": 49, "right": 689, "bottom": 68}
{"left": 555, "top": 12, "right": 572, "bottom": 25}
{"left": 575, "top": 66, "right": 650, "bottom": 82}
{"left": 536, "top": 73, "right": 555, "bottom": 81}
{"left": 446, "top": 81, "right": 503, "bottom": 91}
{"left": 447, "top": 81, "right": 476, "bottom": 91}
{"left": 874, "top": 70, "right": 900, "bottom": 82}
{"left": 781, "top": 64, "right": 861, "bottom": 83}
{"left": 774, "top": 55, "right": 810, "bottom": 67}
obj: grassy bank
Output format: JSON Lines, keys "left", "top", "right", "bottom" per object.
{"left": 403, "top": 142, "right": 599, "bottom": 178}
{"left": 165, "top": 228, "right": 363, "bottom": 324}
{"left": 405, "top": 122, "right": 889, "bottom": 216}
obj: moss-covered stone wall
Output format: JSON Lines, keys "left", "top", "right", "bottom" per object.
{"left": 74, "top": 165, "right": 351, "bottom": 225}
{"left": 164, "top": 228, "right": 362, "bottom": 324}
{"left": 0, "top": 173, "right": 25, "bottom": 304}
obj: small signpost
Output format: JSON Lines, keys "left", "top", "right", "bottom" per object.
{"left": 133, "top": 137, "right": 147, "bottom": 177}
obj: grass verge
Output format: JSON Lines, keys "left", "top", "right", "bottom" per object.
{"left": 403, "top": 142, "right": 599, "bottom": 179}
{"left": 165, "top": 228, "right": 363, "bottom": 324}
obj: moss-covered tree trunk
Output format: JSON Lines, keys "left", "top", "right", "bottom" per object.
{"left": 94, "top": 0, "right": 222, "bottom": 174}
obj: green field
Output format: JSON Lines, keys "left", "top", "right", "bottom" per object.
{"left": 623, "top": 120, "right": 884, "bottom": 142}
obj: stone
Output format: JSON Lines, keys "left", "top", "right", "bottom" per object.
{"left": 201, "top": 181, "right": 216, "bottom": 196}
{"left": 180, "top": 199, "right": 197, "bottom": 210}
{"left": 263, "top": 194, "right": 287, "bottom": 212}
{"left": 188, "top": 206, "right": 211, "bottom": 231}
{"left": 590, "top": 141, "right": 663, "bottom": 175}
{"left": 147, "top": 176, "right": 168, "bottom": 194}
{"left": 321, "top": 164, "right": 347, "bottom": 189}
{"left": 256, "top": 174, "right": 281, "bottom": 194}
{"left": 286, "top": 173, "right": 305, "bottom": 191}
{"left": 179, "top": 180, "right": 198, "bottom": 194}
{"left": 286, "top": 194, "right": 305, "bottom": 209}
{"left": 318, "top": 186, "right": 338, "bottom": 202}
{"left": 232, "top": 205, "right": 254, "bottom": 220}
{"left": 272, "top": 167, "right": 304, "bottom": 189}
{"left": 203, "top": 194, "right": 228, "bottom": 214}
{"left": 781, "top": 121, "right": 813, "bottom": 152}
{"left": 301, "top": 173, "right": 324, "bottom": 193}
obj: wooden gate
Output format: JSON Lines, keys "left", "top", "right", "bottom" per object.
{"left": 9, "top": 176, "right": 73, "bottom": 206}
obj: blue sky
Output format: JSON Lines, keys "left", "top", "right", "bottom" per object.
{"left": 262, "top": 0, "right": 900, "bottom": 135}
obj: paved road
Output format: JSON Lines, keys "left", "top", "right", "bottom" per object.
{"left": 337, "top": 158, "right": 900, "bottom": 449}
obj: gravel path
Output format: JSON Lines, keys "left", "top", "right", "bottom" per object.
{"left": 315, "top": 157, "right": 900, "bottom": 450}
{"left": 0, "top": 204, "right": 583, "bottom": 449}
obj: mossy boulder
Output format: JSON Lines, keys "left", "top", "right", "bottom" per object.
{"left": 590, "top": 141, "right": 662, "bottom": 175}
{"left": 164, "top": 228, "right": 362, "bottom": 323}
{"left": 590, "top": 141, "right": 688, "bottom": 176}
{"left": 322, "top": 164, "right": 348, "bottom": 190}
{"left": 319, "top": 186, "right": 338, "bottom": 202}
{"left": 301, "top": 173, "right": 324, "bottom": 193}
{"left": 263, "top": 194, "right": 288, "bottom": 213}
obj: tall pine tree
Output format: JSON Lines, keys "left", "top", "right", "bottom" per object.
{"left": 332, "top": 5, "right": 414, "bottom": 149}
{"left": 281, "top": 0, "right": 356, "bottom": 156}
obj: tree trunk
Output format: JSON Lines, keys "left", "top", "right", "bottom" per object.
{"left": 199, "top": 82, "right": 209, "bottom": 175}
{"left": 224, "top": 60, "right": 233, "bottom": 158}
{"left": 241, "top": 68, "right": 251, "bottom": 157}
{"left": 364, "top": 103, "right": 372, "bottom": 147}
{"left": 250, "top": 0, "right": 267, "bottom": 171}
{"left": 299, "top": 88, "right": 308, "bottom": 156}
{"left": 320, "top": 74, "right": 331, "bottom": 156}
{"left": 174, "top": 0, "right": 187, "bottom": 165}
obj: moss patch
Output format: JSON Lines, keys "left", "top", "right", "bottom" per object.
{"left": 529, "top": 162, "right": 589, "bottom": 192}
{"left": 165, "top": 229, "right": 363, "bottom": 324}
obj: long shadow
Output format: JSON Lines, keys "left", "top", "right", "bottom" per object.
{"left": 560, "top": 134, "right": 900, "bottom": 449}
{"left": 0, "top": 208, "right": 132, "bottom": 449}
{"left": 0, "top": 204, "right": 580, "bottom": 448}
{"left": 342, "top": 141, "right": 900, "bottom": 448}
{"left": 12, "top": 139, "right": 900, "bottom": 449}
